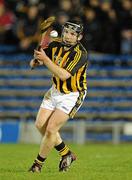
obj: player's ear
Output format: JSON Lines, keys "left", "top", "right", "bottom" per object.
{"left": 78, "top": 34, "right": 83, "bottom": 41}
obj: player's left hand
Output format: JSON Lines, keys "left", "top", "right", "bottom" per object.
{"left": 34, "top": 48, "right": 48, "bottom": 62}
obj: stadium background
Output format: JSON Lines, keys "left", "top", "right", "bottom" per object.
{"left": 0, "top": 0, "right": 132, "bottom": 144}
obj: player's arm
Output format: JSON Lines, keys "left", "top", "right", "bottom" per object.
{"left": 29, "top": 41, "right": 53, "bottom": 69}
{"left": 34, "top": 48, "right": 71, "bottom": 81}
{"left": 64, "top": 51, "right": 88, "bottom": 76}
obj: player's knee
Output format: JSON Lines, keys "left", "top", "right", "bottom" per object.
{"left": 45, "top": 125, "right": 55, "bottom": 137}
{"left": 35, "top": 120, "right": 43, "bottom": 130}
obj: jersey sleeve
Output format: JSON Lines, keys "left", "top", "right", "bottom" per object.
{"left": 65, "top": 52, "right": 88, "bottom": 76}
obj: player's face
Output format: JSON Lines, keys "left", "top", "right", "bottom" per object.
{"left": 62, "top": 27, "right": 78, "bottom": 46}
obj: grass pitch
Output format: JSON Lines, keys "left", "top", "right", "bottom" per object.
{"left": 0, "top": 143, "right": 132, "bottom": 180}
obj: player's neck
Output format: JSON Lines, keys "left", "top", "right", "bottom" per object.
{"left": 63, "top": 43, "right": 77, "bottom": 51}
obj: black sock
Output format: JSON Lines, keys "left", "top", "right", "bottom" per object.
{"left": 35, "top": 154, "right": 46, "bottom": 165}
{"left": 55, "top": 142, "right": 71, "bottom": 156}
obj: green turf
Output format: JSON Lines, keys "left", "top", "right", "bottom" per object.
{"left": 0, "top": 143, "right": 132, "bottom": 180}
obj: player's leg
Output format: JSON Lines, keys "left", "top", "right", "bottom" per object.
{"left": 35, "top": 108, "right": 73, "bottom": 167}
{"left": 35, "top": 107, "right": 54, "bottom": 135}
{"left": 34, "top": 87, "right": 56, "bottom": 136}
{"left": 55, "top": 132, "right": 72, "bottom": 157}
{"left": 28, "top": 107, "right": 54, "bottom": 172}
{"left": 32, "top": 109, "right": 72, "bottom": 172}
{"left": 38, "top": 109, "right": 69, "bottom": 157}
{"left": 54, "top": 132, "right": 76, "bottom": 172}
{"left": 28, "top": 86, "right": 61, "bottom": 172}
{"left": 38, "top": 109, "right": 76, "bottom": 172}
{"left": 55, "top": 132, "right": 62, "bottom": 146}
{"left": 54, "top": 91, "right": 87, "bottom": 171}
{"left": 29, "top": 108, "right": 69, "bottom": 173}
{"left": 35, "top": 108, "right": 70, "bottom": 159}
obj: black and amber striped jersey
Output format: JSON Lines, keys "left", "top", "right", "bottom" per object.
{"left": 45, "top": 40, "right": 88, "bottom": 94}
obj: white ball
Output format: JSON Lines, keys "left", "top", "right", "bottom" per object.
{"left": 50, "top": 30, "right": 58, "bottom": 38}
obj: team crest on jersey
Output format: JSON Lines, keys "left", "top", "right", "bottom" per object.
{"left": 57, "top": 57, "right": 62, "bottom": 65}
{"left": 54, "top": 55, "right": 63, "bottom": 65}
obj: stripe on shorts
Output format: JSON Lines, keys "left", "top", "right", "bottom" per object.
{"left": 69, "top": 90, "right": 86, "bottom": 118}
